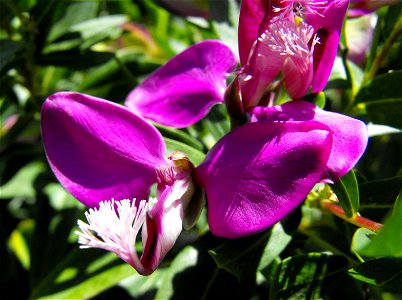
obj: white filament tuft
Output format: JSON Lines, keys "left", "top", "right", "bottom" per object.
{"left": 273, "top": 0, "right": 328, "bottom": 19}
{"left": 260, "top": 19, "right": 317, "bottom": 57}
{"left": 75, "top": 198, "right": 149, "bottom": 272}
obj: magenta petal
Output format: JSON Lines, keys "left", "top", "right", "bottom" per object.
{"left": 282, "top": 53, "right": 314, "bottom": 100}
{"left": 250, "top": 101, "right": 368, "bottom": 181}
{"left": 306, "top": 0, "right": 349, "bottom": 92}
{"left": 140, "top": 179, "right": 187, "bottom": 273}
{"left": 125, "top": 40, "right": 237, "bottom": 128}
{"left": 41, "top": 92, "right": 168, "bottom": 207}
{"left": 239, "top": 41, "right": 285, "bottom": 107}
{"left": 238, "top": 0, "right": 267, "bottom": 66}
{"left": 196, "top": 121, "right": 332, "bottom": 238}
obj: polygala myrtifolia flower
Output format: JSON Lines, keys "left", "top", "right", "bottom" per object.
{"left": 42, "top": 91, "right": 367, "bottom": 247}
{"left": 125, "top": 40, "right": 238, "bottom": 128}
{"left": 41, "top": 92, "right": 201, "bottom": 275}
{"left": 237, "top": 0, "right": 349, "bottom": 107}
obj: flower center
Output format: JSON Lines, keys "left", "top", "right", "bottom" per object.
{"left": 273, "top": 0, "right": 328, "bottom": 20}
{"left": 76, "top": 198, "right": 149, "bottom": 274}
{"left": 260, "top": 18, "right": 318, "bottom": 58}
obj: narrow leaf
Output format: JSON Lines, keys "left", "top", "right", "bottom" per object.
{"left": 31, "top": 250, "right": 136, "bottom": 300}
{"left": 330, "top": 170, "right": 360, "bottom": 218}
{"left": 270, "top": 253, "right": 349, "bottom": 300}
{"left": 155, "top": 246, "right": 199, "bottom": 299}
{"left": 208, "top": 230, "right": 270, "bottom": 281}
{"left": 359, "top": 194, "right": 402, "bottom": 257}
{"left": 348, "top": 257, "right": 402, "bottom": 293}
{"left": 258, "top": 223, "right": 292, "bottom": 272}
{"left": 356, "top": 70, "right": 402, "bottom": 103}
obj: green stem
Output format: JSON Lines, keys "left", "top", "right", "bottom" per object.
{"left": 363, "top": 18, "right": 402, "bottom": 84}
{"left": 320, "top": 200, "right": 383, "bottom": 233}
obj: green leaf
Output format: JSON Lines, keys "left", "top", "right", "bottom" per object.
{"left": 312, "top": 92, "right": 326, "bottom": 109}
{"left": 0, "top": 40, "right": 21, "bottom": 72}
{"left": 119, "top": 269, "right": 166, "bottom": 298}
{"left": 208, "top": 230, "right": 270, "bottom": 281}
{"left": 0, "top": 161, "right": 45, "bottom": 199}
{"left": 367, "top": 123, "right": 401, "bottom": 137}
{"left": 359, "top": 194, "right": 402, "bottom": 257}
{"left": 155, "top": 123, "right": 204, "bottom": 152}
{"left": 356, "top": 70, "right": 402, "bottom": 103}
{"left": 164, "top": 137, "right": 205, "bottom": 166}
{"left": 270, "top": 253, "right": 349, "bottom": 300}
{"left": 71, "top": 15, "right": 128, "bottom": 39}
{"left": 327, "top": 56, "right": 363, "bottom": 90}
{"left": 46, "top": 1, "right": 99, "bottom": 42}
{"left": 43, "top": 183, "right": 83, "bottom": 211}
{"left": 30, "top": 249, "right": 136, "bottom": 300}
{"left": 382, "top": 3, "right": 402, "bottom": 38}
{"left": 356, "top": 99, "right": 402, "bottom": 129}
{"left": 8, "top": 219, "right": 34, "bottom": 270}
{"left": 210, "top": 0, "right": 239, "bottom": 56}
{"left": 348, "top": 257, "right": 402, "bottom": 293}
{"left": 330, "top": 170, "right": 360, "bottom": 218}
{"left": 351, "top": 228, "right": 376, "bottom": 257}
{"left": 258, "top": 223, "right": 292, "bottom": 272}
{"left": 155, "top": 246, "right": 199, "bottom": 299}
{"left": 360, "top": 176, "right": 402, "bottom": 208}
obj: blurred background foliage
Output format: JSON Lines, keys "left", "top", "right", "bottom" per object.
{"left": 0, "top": 0, "right": 401, "bottom": 299}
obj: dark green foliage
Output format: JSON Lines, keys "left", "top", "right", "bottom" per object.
{"left": 0, "top": 0, "right": 401, "bottom": 299}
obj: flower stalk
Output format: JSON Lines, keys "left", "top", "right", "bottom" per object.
{"left": 320, "top": 199, "right": 383, "bottom": 233}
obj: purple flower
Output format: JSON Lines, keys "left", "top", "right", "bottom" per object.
{"left": 249, "top": 101, "right": 369, "bottom": 182}
{"left": 195, "top": 120, "right": 333, "bottom": 238}
{"left": 125, "top": 40, "right": 238, "bottom": 128}
{"left": 195, "top": 101, "right": 367, "bottom": 238}
{"left": 41, "top": 92, "right": 197, "bottom": 275}
{"left": 238, "top": 0, "right": 349, "bottom": 107}
{"left": 42, "top": 91, "right": 359, "bottom": 254}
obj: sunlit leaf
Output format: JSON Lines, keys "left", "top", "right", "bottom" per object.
{"left": 8, "top": 219, "right": 34, "bottom": 270}
{"left": 348, "top": 257, "right": 402, "bottom": 293}
{"left": 31, "top": 250, "right": 136, "bottom": 300}
{"left": 46, "top": 1, "right": 99, "bottom": 42}
{"left": 119, "top": 270, "right": 166, "bottom": 298}
{"left": 359, "top": 194, "right": 402, "bottom": 257}
{"left": 210, "top": 0, "right": 239, "bottom": 56}
{"left": 367, "top": 123, "right": 401, "bottom": 137}
{"left": 155, "top": 246, "right": 199, "bottom": 299}
{"left": 43, "top": 183, "right": 83, "bottom": 211}
{"left": 330, "top": 170, "right": 360, "bottom": 218}
{"left": 258, "top": 223, "right": 292, "bottom": 272}
{"left": 351, "top": 228, "right": 376, "bottom": 257}
{"left": 71, "top": 15, "right": 128, "bottom": 40}
{"left": 0, "top": 161, "right": 45, "bottom": 199}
